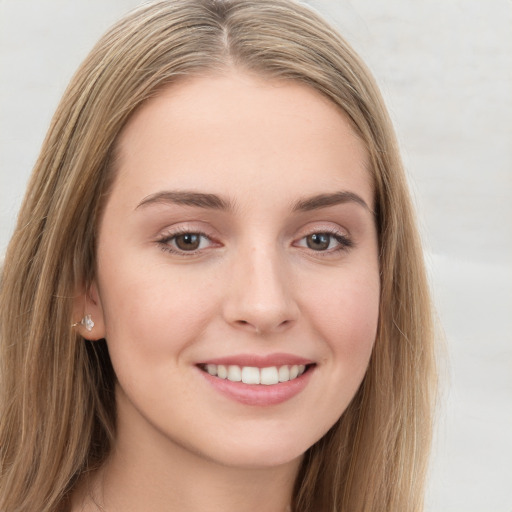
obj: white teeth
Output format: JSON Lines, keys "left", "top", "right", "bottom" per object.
{"left": 278, "top": 365, "right": 290, "bottom": 382}
{"left": 203, "top": 363, "right": 308, "bottom": 385}
{"left": 242, "top": 366, "right": 260, "bottom": 384}
{"left": 227, "top": 365, "right": 242, "bottom": 382}
{"left": 260, "top": 366, "right": 279, "bottom": 385}
{"left": 217, "top": 364, "right": 228, "bottom": 379}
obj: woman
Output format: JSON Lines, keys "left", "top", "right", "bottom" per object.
{"left": 0, "top": 1, "right": 436, "bottom": 511}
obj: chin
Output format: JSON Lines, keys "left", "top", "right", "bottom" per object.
{"left": 207, "top": 447, "right": 305, "bottom": 471}
{"left": 192, "top": 429, "right": 320, "bottom": 470}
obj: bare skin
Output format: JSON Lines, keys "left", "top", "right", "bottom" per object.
{"left": 72, "top": 71, "right": 379, "bottom": 512}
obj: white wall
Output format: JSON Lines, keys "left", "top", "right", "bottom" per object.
{"left": 1, "top": 1, "right": 511, "bottom": 510}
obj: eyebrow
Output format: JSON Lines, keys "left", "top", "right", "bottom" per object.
{"left": 292, "top": 191, "right": 373, "bottom": 214}
{"left": 135, "top": 189, "right": 373, "bottom": 215}
{"left": 135, "top": 190, "right": 233, "bottom": 211}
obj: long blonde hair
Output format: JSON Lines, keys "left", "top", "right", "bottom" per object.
{"left": 0, "top": 1, "right": 436, "bottom": 510}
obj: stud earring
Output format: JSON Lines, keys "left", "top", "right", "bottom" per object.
{"left": 71, "top": 314, "right": 95, "bottom": 332}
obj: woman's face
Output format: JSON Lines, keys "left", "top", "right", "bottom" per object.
{"left": 89, "top": 72, "right": 380, "bottom": 469}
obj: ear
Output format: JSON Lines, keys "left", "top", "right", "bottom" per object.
{"left": 72, "top": 280, "right": 106, "bottom": 341}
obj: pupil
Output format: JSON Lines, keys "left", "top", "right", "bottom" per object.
{"left": 176, "top": 233, "right": 200, "bottom": 251}
{"left": 307, "top": 233, "right": 330, "bottom": 250}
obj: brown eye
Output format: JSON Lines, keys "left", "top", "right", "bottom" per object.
{"left": 295, "top": 231, "right": 353, "bottom": 253}
{"left": 306, "top": 233, "right": 331, "bottom": 251}
{"left": 158, "top": 231, "right": 216, "bottom": 255}
{"left": 174, "top": 233, "right": 202, "bottom": 251}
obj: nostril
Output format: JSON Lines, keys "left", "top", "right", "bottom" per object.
{"left": 234, "top": 319, "right": 262, "bottom": 335}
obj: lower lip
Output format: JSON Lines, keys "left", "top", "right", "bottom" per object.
{"left": 198, "top": 366, "right": 314, "bottom": 406}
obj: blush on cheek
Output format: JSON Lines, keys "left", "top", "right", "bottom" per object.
{"left": 309, "top": 280, "right": 379, "bottom": 362}
{"left": 331, "top": 317, "right": 376, "bottom": 366}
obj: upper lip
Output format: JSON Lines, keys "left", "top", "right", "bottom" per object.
{"left": 197, "top": 353, "right": 314, "bottom": 368}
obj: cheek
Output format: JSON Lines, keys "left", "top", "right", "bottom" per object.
{"left": 292, "top": 266, "right": 379, "bottom": 439}
{"left": 305, "top": 267, "right": 380, "bottom": 363}
{"left": 96, "top": 257, "right": 219, "bottom": 360}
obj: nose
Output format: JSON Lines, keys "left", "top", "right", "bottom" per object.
{"left": 222, "top": 243, "right": 299, "bottom": 335}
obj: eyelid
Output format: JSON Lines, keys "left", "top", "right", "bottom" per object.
{"left": 292, "top": 224, "right": 354, "bottom": 254}
{"left": 154, "top": 222, "right": 353, "bottom": 257}
{"left": 293, "top": 222, "right": 350, "bottom": 240}
{"left": 155, "top": 223, "right": 221, "bottom": 256}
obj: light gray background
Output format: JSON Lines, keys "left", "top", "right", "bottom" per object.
{"left": 1, "top": 1, "right": 511, "bottom": 510}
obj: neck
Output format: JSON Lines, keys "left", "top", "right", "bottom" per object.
{"left": 76, "top": 391, "right": 301, "bottom": 512}
{"left": 86, "top": 443, "right": 298, "bottom": 512}
{"left": 100, "top": 454, "right": 296, "bottom": 512}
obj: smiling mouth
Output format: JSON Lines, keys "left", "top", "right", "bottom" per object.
{"left": 199, "top": 363, "right": 312, "bottom": 385}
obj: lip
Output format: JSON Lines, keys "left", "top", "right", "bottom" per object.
{"left": 196, "top": 353, "right": 315, "bottom": 406}
{"left": 197, "top": 353, "right": 314, "bottom": 368}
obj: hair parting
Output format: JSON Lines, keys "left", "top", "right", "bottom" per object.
{"left": 0, "top": 1, "right": 436, "bottom": 511}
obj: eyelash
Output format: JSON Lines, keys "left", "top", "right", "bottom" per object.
{"left": 157, "top": 228, "right": 215, "bottom": 255}
{"left": 156, "top": 228, "right": 353, "bottom": 256}
{"left": 294, "top": 229, "right": 353, "bottom": 255}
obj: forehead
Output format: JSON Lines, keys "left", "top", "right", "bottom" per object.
{"left": 112, "top": 71, "right": 373, "bottom": 209}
